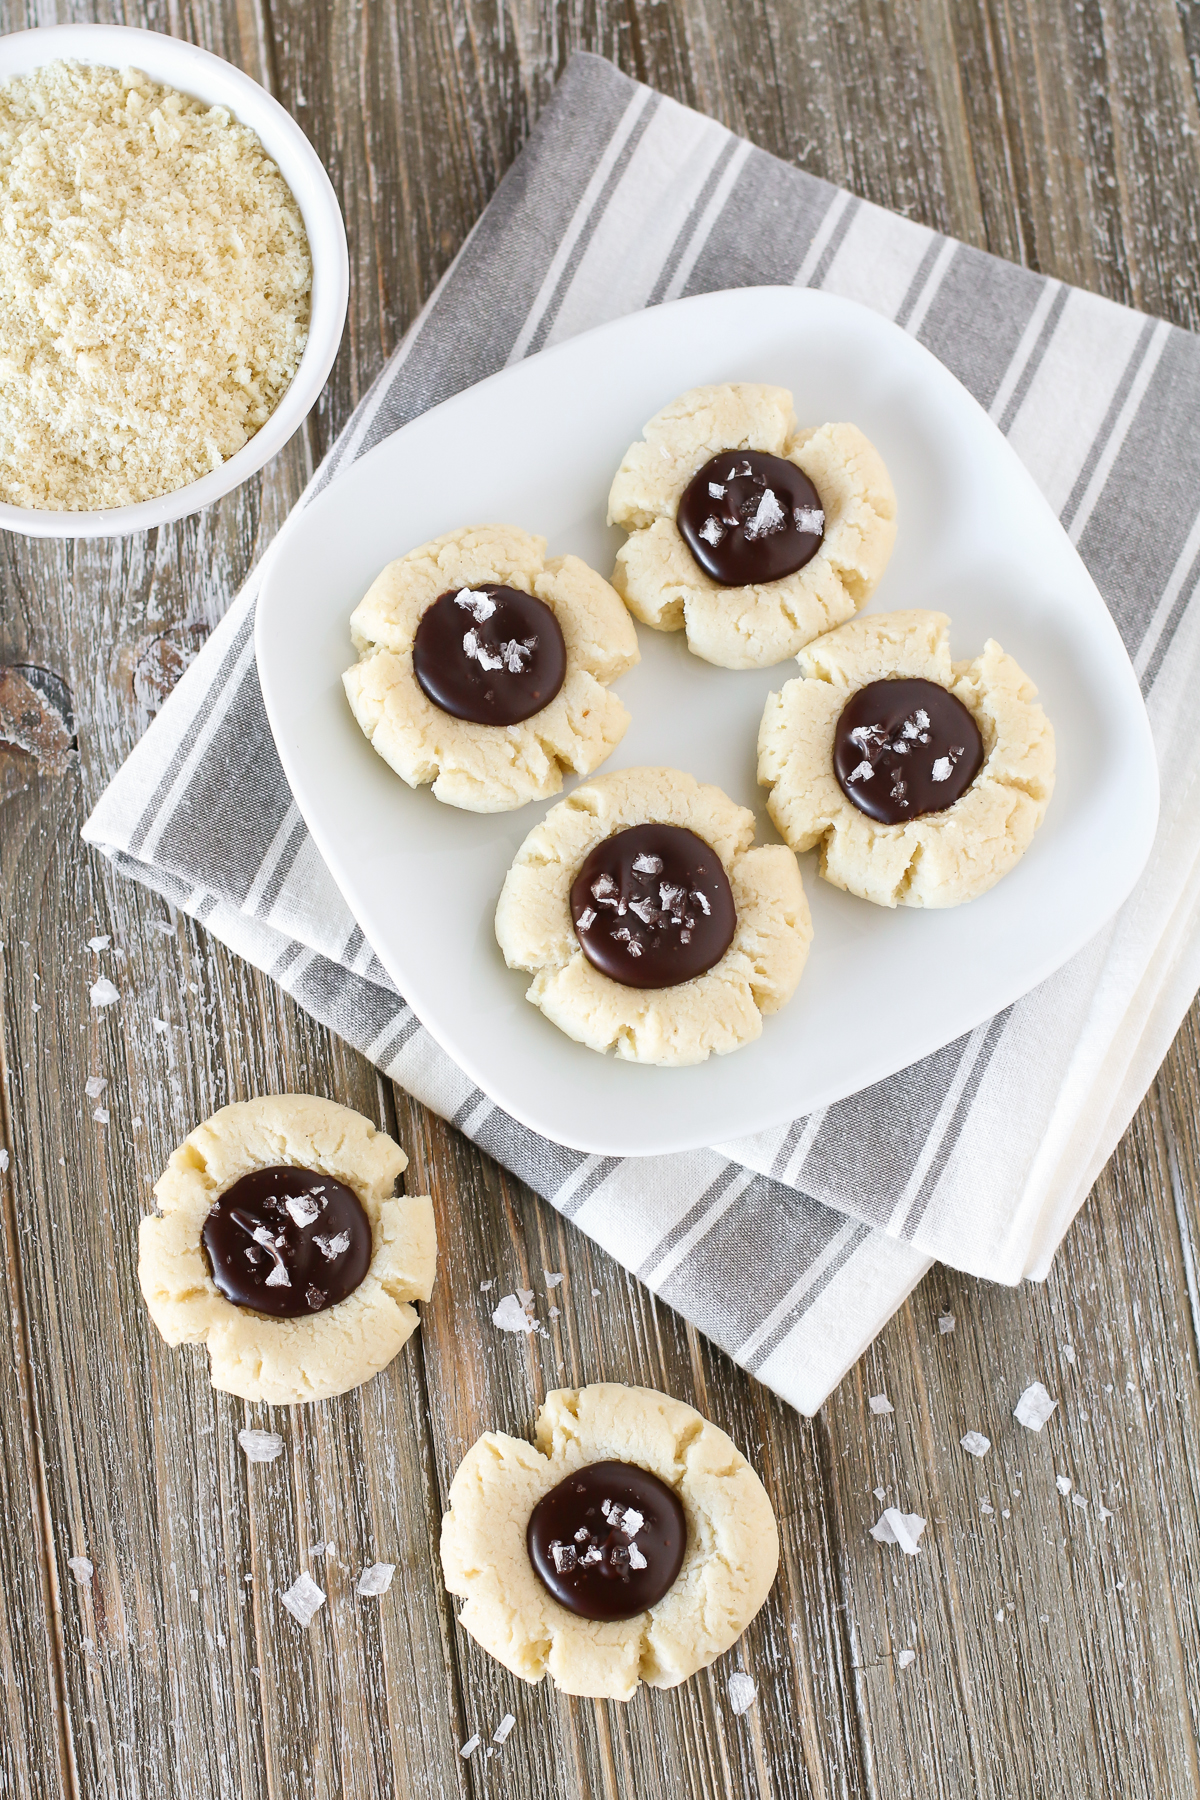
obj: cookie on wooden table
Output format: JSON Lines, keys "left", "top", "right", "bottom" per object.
{"left": 608, "top": 382, "right": 896, "bottom": 668}
{"left": 440, "top": 1384, "right": 779, "bottom": 1702}
{"left": 495, "top": 765, "right": 812, "bottom": 1066}
{"left": 138, "top": 1095, "right": 436, "bottom": 1404}
{"left": 343, "top": 523, "right": 639, "bottom": 811}
{"left": 757, "top": 609, "right": 1056, "bottom": 907}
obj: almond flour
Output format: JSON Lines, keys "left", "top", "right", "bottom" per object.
{"left": 0, "top": 60, "right": 312, "bottom": 511}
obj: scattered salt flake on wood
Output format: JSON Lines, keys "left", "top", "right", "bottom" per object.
{"left": 84, "top": 1076, "right": 107, "bottom": 1099}
{"left": 67, "top": 1556, "right": 93, "bottom": 1585}
{"left": 1014, "top": 1382, "right": 1057, "bottom": 1432}
{"left": 897, "top": 1649, "right": 916, "bottom": 1670}
{"left": 549, "top": 1306, "right": 560, "bottom": 1319}
{"left": 493, "top": 1714, "right": 516, "bottom": 1745}
{"left": 980, "top": 1500, "right": 995, "bottom": 1515}
{"left": 516, "top": 1288, "right": 534, "bottom": 1305}
{"left": 873, "top": 1486, "right": 886, "bottom": 1501}
{"left": 937, "top": 1313, "right": 956, "bottom": 1334}
{"left": 727, "top": 1672, "right": 757, "bottom": 1715}
{"left": 281, "top": 1573, "right": 326, "bottom": 1626}
{"left": 357, "top": 1562, "right": 395, "bottom": 1596}
{"left": 238, "top": 1428, "right": 284, "bottom": 1463}
{"left": 479, "top": 1280, "right": 495, "bottom": 1292}
{"left": 153, "top": 1018, "right": 170, "bottom": 1034}
{"left": 0, "top": 1150, "right": 8, "bottom": 1174}
{"left": 93, "top": 1109, "right": 109, "bottom": 1125}
{"left": 869, "top": 1394, "right": 894, "bottom": 1415}
{"left": 870, "top": 1508, "right": 926, "bottom": 1555}
{"left": 1071, "top": 1493, "right": 1088, "bottom": 1510}
{"left": 591, "top": 1287, "right": 601, "bottom": 1297}
{"left": 544, "top": 1272, "right": 563, "bottom": 1288}
{"left": 492, "top": 1294, "right": 535, "bottom": 1335}
{"left": 89, "top": 977, "right": 119, "bottom": 1008}
{"left": 1062, "top": 1345, "right": 1076, "bottom": 1364}
{"left": 960, "top": 1431, "right": 991, "bottom": 1458}
{"left": 460, "top": 1735, "right": 480, "bottom": 1760}
{"left": 1055, "top": 1474, "right": 1072, "bottom": 1495}
{"left": 87, "top": 935, "right": 110, "bottom": 952}
{"left": 1099, "top": 1503, "right": 1114, "bottom": 1521}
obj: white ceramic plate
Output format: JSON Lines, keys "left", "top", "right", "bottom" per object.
{"left": 257, "top": 287, "right": 1159, "bottom": 1157}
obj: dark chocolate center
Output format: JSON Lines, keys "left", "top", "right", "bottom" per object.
{"left": 526, "top": 1460, "right": 687, "bottom": 1620}
{"left": 412, "top": 584, "right": 567, "bottom": 726}
{"left": 570, "top": 823, "right": 736, "bottom": 990}
{"left": 677, "top": 449, "right": 824, "bottom": 586}
{"left": 833, "top": 677, "right": 985, "bottom": 824}
{"left": 201, "top": 1165, "right": 373, "bottom": 1319}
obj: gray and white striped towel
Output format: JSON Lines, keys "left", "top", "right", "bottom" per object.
{"left": 83, "top": 54, "right": 1200, "bottom": 1414}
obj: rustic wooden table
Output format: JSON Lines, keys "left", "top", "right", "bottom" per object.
{"left": 3, "top": 2, "right": 1200, "bottom": 1795}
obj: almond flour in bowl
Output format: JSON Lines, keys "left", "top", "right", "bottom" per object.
{"left": 0, "top": 59, "right": 312, "bottom": 511}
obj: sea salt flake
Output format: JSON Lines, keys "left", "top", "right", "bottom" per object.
{"left": 492, "top": 1293, "right": 535, "bottom": 1335}
{"left": 960, "top": 1431, "right": 991, "bottom": 1459}
{"left": 847, "top": 759, "right": 874, "bottom": 783}
{"left": 549, "top": 1305, "right": 560, "bottom": 1319}
{"left": 1062, "top": 1344, "right": 1076, "bottom": 1364}
{"left": 699, "top": 516, "right": 725, "bottom": 546}
{"left": 68, "top": 1556, "right": 94, "bottom": 1585}
{"left": 550, "top": 1540, "right": 576, "bottom": 1573}
{"left": 238, "top": 1429, "right": 284, "bottom": 1463}
{"left": 314, "top": 1231, "right": 350, "bottom": 1261}
{"left": 357, "top": 1562, "right": 395, "bottom": 1596}
{"left": 454, "top": 588, "right": 495, "bottom": 622}
{"left": 1014, "top": 1382, "right": 1058, "bottom": 1432}
{"left": 1099, "top": 1504, "right": 1114, "bottom": 1521}
{"left": 93, "top": 1109, "right": 109, "bottom": 1126}
{"left": 591, "top": 874, "right": 617, "bottom": 901}
{"left": 87, "top": 935, "right": 111, "bottom": 952}
{"left": 938, "top": 1313, "right": 956, "bottom": 1334}
{"left": 576, "top": 907, "right": 597, "bottom": 931}
{"left": 727, "top": 1672, "right": 757, "bottom": 1715}
{"left": 574, "top": 1528, "right": 589, "bottom": 1543}
{"left": 462, "top": 629, "right": 503, "bottom": 671}
{"left": 501, "top": 638, "right": 534, "bottom": 673}
{"left": 897, "top": 1648, "right": 916, "bottom": 1669}
{"left": 744, "top": 487, "right": 786, "bottom": 539}
{"left": 980, "top": 1500, "right": 995, "bottom": 1515}
{"left": 628, "top": 1542, "right": 647, "bottom": 1570}
{"left": 84, "top": 1076, "right": 107, "bottom": 1099}
{"left": 493, "top": 1713, "right": 516, "bottom": 1745}
{"left": 153, "top": 1017, "right": 170, "bottom": 1034}
{"left": 931, "top": 757, "right": 953, "bottom": 782}
{"left": 632, "top": 853, "right": 663, "bottom": 875}
{"left": 1071, "top": 1493, "right": 1088, "bottom": 1510}
{"left": 516, "top": 1288, "right": 534, "bottom": 1305}
{"left": 794, "top": 505, "right": 824, "bottom": 533}
{"left": 873, "top": 1486, "right": 886, "bottom": 1501}
{"left": 89, "top": 977, "right": 119, "bottom": 1009}
{"left": 708, "top": 482, "right": 726, "bottom": 498}
{"left": 479, "top": 1279, "right": 495, "bottom": 1292}
{"left": 621, "top": 1509, "right": 644, "bottom": 1538}
{"left": 460, "top": 1735, "right": 480, "bottom": 1760}
{"left": 692, "top": 890, "right": 711, "bottom": 915}
{"left": 544, "top": 1272, "right": 563, "bottom": 1288}
{"left": 0, "top": 1150, "right": 8, "bottom": 1174}
{"left": 284, "top": 1194, "right": 320, "bottom": 1229}
{"left": 581, "top": 1546, "right": 602, "bottom": 1565}
{"left": 870, "top": 1508, "right": 926, "bottom": 1555}
{"left": 628, "top": 897, "right": 657, "bottom": 925}
{"left": 869, "top": 1394, "right": 894, "bottom": 1415}
{"left": 264, "top": 1263, "right": 291, "bottom": 1288}
{"left": 1055, "top": 1474, "right": 1072, "bottom": 1496}
{"left": 281, "top": 1572, "right": 326, "bottom": 1627}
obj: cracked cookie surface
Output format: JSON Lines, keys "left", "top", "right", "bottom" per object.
{"left": 495, "top": 766, "right": 812, "bottom": 1066}
{"left": 439, "top": 1384, "right": 779, "bottom": 1701}
{"left": 608, "top": 382, "right": 896, "bottom": 669}
{"left": 757, "top": 610, "right": 1056, "bottom": 907}
{"left": 138, "top": 1095, "right": 436, "bottom": 1404}
{"left": 343, "top": 523, "right": 639, "bottom": 811}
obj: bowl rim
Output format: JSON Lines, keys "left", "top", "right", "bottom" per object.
{"left": 0, "top": 22, "right": 349, "bottom": 539}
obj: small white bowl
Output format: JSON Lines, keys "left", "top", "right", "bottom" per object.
{"left": 0, "top": 24, "right": 349, "bottom": 539}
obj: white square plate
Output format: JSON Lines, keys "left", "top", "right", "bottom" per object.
{"left": 257, "top": 287, "right": 1158, "bottom": 1156}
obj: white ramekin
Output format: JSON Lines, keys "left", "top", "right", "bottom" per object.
{"left": 0, "top": 23, "right": 349, "bottom": 539}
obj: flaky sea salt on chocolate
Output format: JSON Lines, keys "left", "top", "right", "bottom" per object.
{"left": 870, "top": 1508, "right": 926, "bottom": 1555}
{"left": 1014, "top": 1382, "right": 1058, "bottom": 1432}
{"left": 357, "top": 1562, "right": 395, "bottom": 1596}
{"left": 281, "top": 1572, "right": 326, "bottom": 1627}
{"left": 238, "top": 1428, "right": 284, "bottom": 1463}
{"left": 960, "top": 1431, "right": 991, "bottom": 1459}
{"left": 727, "top": 1672, "right": 757, "bottom": 1715}
{"left": 869, "top": 1394, "right": 894, "bottom": 1416}
{"left": 492, "top": 1293, "right": 535, "bottom": 1335}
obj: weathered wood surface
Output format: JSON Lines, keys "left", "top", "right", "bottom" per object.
{"left": 2, "top": 0, "right": 1200, "bottom": 1794}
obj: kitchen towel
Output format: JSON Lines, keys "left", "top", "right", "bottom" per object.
{"left": 84, "top": 53, "right": 1200, "bottom": 1412}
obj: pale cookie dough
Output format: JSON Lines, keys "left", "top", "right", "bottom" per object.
{"left": 608, "top": 383, "right": 897, "bottom": 669}
{"left": 495, "top": 766, "right": 812, "bottom": 1066}
{"left": 138, "top": 1095, "right": 437, "bottom": 1404}
{"left": 757, "top": 609, "right": 1056, "bottom": 908}
{"left": 440, "top": 1384, "right": 779, "bottom": 1702}
{"left": 343, "top": 523, "right": 640, "bottom": 811}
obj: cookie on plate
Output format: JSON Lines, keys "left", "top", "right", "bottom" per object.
{"left": 607, "top": 382, "right": 896, "bottom": 669}
{"left": 757, "top": 609, "right": 1056, "bottom": 907}
{"left": 495, "top": 765, "right": 811, "bottom": 1066}
{"left": 138, "top": 1095, "right": 437, "bottom": 1404}
{"left": 343, "top": 523, "right": 640, "bottom": 811}
{"left": 440, "top": 1383, "right": 779, "bottom": 1702}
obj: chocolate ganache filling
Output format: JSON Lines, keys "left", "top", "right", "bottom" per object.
{"left": 570, "top": 823, "right": 736, "bottom": 990}
{"left": 412, "top": 584, "right": 567, "bottom": 726}
{"left": 527, "top": 1460, "right": 687, "bottom": 1620}
{"left": 677, "top": 449, "right": 824, "bottom": 586}
{"left": 201, "top": 1165, "right": 372, "bottom": 1319}
{"left": 833, "top": 677, "right": 985, "bottom": 825}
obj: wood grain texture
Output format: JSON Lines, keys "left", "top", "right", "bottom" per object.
{"left": 2, "top": 1, "right": 1200, "bottom": 1796}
